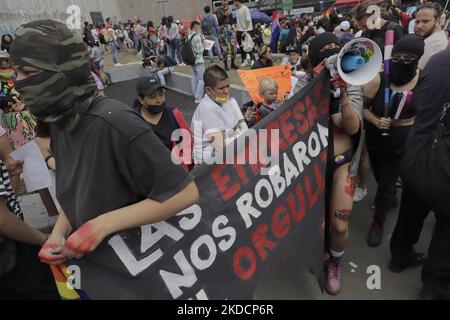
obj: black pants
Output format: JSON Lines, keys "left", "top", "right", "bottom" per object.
{"left": 236, "top": 31, "right": 256, "bottom": 62}
{"left": 366, "top": 123, "right": 411, "bottom": 222}
{"left": 422, "top": 214, "right": 450, "bottom": 298}
{"left": 391, "top": 185, "right": 450, "bottom": 298}
{"left": 0, "top": 242, "right": 60, "bottom": 300}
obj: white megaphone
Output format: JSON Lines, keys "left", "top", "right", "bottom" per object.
{"left": 325, "top": 38, "right": 382, "bottom": 86}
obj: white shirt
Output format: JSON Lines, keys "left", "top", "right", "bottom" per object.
{"left": 91, "top": 28, "right": 99, "bottom": 41}
{"left": 236, "top": 5, "right": 253, "bottom": 32}
{"left": 408, "top": 19, "right": 415, "bottom": 34}
{"left": 191, "top": 95, "right": 248, "bottom": 164}
{"left": 419, "top": 30, "right": 448, "bottom": 69}
{"left": 316, "top": 27, "right": 326, "bottom": 35}
{"left": 107, "top": 27, "right": 116, "bottom": 42}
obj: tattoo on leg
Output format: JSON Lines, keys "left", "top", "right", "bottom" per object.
{"left": 345, "top": 175, "right": 356, "bottom": 197}
{"left": 335, "top": 209, "right": 352, "bottom": 222}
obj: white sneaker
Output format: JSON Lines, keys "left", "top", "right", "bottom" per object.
{"left": 179, "top": 62, "right": 186, "bottom": 66}
{"left": 114, "top": 63, "right": 123, "bottom": 67}
{"left": 353, "top": 186, "right": 368, "bottom": 203}
{"left": 240, "top": 60, "right": 248, "bottom": 67}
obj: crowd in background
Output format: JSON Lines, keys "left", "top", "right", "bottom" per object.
{"left": 1, "top": 0, "right": 450, "bottom": 300}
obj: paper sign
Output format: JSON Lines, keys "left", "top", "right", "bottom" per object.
{"left": 237, "top": 65, "right": 292, "bottom": 103}
{"left": 10, "top": 140, "right": 52, "bottom": 192}
{"left": 204, "top": 40, "right": 215, "bottom": 51}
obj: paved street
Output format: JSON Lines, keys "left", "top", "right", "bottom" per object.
{"left": 21, "top": 83, "right": 436, "bottom": 300}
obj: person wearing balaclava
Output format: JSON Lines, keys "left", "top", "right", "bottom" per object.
{"left": 10, "top": 20, "right": 199, "bottom": 299}
{"left": 362, "top": 35, "right": 425, "bottom": 250}
{"left": 307, "top": 32, "right": 364, "bottom": 296}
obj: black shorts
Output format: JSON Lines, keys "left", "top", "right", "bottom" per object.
{"left": 0, "top": 241, "right": 60, "bottom": 300}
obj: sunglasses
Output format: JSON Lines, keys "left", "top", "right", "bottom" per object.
{"left": 391, "top": 55, "right": 417, "bottom": 64}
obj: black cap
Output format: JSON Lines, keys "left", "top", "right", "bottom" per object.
{"left": 286, "top": 46, "right": 300, "bottom": 54}
{"left": 136, "top": 77, "right": 166, "bottom": 97}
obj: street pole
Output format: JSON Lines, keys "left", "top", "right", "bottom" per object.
{"left": 157, "top": 0, "right": 168, "bottom": 17}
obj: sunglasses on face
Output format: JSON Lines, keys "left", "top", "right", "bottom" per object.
{"left": 391, "top": 55, "right": 417, "bottom": 64}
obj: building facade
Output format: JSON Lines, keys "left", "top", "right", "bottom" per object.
{"left": 0, "top": 0, "right": 122, "bottom": 36}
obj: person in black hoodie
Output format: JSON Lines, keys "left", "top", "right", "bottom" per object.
{"left": 1, "top": 35, "right": 12, "bottom": 53}
{"left": 353, "top": 1, "right": 404, "bottom": 55}
{"left": 390, "top": 49, "right": 450, "bottom": 300}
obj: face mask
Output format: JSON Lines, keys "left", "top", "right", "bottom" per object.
{"left": 145, "top": 102, "right": 165, "bottom": 114}
{"left": 318, "top": 47, "right": 340, "bottom": 64}
{"left": 14, "top": 70, "right": 57, "bottom": 116}
{"left": 214, "top": 95, "right": 230, "bottom": 105}
{"left": 390, "top": 60, "right": 418, "bottom": 86}
{"left": 14, "top": 67, "right": 97, "bottom": 130}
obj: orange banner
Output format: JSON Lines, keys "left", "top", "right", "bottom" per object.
{"left": 238, "top": 65, "right": 292, "bottom": 104}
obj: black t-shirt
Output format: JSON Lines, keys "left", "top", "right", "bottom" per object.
{"left": 51, "top": 96, "right": 193, "bottom": 229}
{"left": 407, "top": 49, "right": 450, "bottom": 151}
{"left": 362, "top": 20, "right": 404, "bottom": 55}
{"left": 132, "top": 101, "right": 181, "bottom": 150}
{"left": 150, "top": 107, "right": 181, "bottom": 150}
{"left": 371, "top": 72, "right": 418, "bottom": 119}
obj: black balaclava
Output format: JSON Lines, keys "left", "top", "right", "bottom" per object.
{"left": 391, "top": 35, "right": 425, "bottom": 86}
{"left": 308, "top": 32, "right": 340, "bottom": 68}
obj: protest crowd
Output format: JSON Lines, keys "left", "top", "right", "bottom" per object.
{"left": 0, "top": 0, "right": 450, "bottom": 300}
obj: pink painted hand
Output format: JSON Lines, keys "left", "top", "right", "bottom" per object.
{"left": 39, "top": 241, "right": 67, "bottom": 265}
{"left": 331, "top": 74, "right": 348, "bottom": 91}
{"left": 62, "top": 221, "right": 107, "bottom": 259}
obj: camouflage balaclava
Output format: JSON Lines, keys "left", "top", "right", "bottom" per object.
{"left": 10, "top": 20, "right": 97, "bottom": 131}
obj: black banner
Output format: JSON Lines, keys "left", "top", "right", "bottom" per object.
{"left": 74, "top": 71, "right": 331, "bottom": 300}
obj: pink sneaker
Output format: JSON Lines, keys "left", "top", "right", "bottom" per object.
{"left": 326, "top": 258, "right": 342, "bottom": 295}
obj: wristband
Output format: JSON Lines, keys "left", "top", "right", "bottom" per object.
{"left": 45, "top": 155, "right": 54, "bottom": 170}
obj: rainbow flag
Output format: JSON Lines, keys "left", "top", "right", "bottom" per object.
{"left": 270, "top": 11, "right": 280, "bottom": 53}
{"left": 51, "top": 264, "right": 89, "bottom": 300}
{"left": 322, "top": 7, "right": 334, "bottom": 18}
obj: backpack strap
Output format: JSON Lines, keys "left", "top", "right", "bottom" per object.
{"left": 189, "top": 33, "right": 198, "bottom": 44}
{"left": 172, "top": 108, "right": 190, "bottom": 132}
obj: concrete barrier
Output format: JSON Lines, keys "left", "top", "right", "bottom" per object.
{"left": 105, "top": 64, "right": 252, "bottom": 106}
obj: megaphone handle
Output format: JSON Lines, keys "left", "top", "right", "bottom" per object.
{"left": 382, "top": 102, "right": 390, "bottom": 137}
{"left": 382, "top": 73, "right": 391, "bottom": 137}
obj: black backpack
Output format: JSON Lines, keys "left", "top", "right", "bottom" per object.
{"left": 181, "top": 34, "right": 197, "bottom": 66}
{"left": 402, "top": 103, "right": 450, "bottom": 216}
